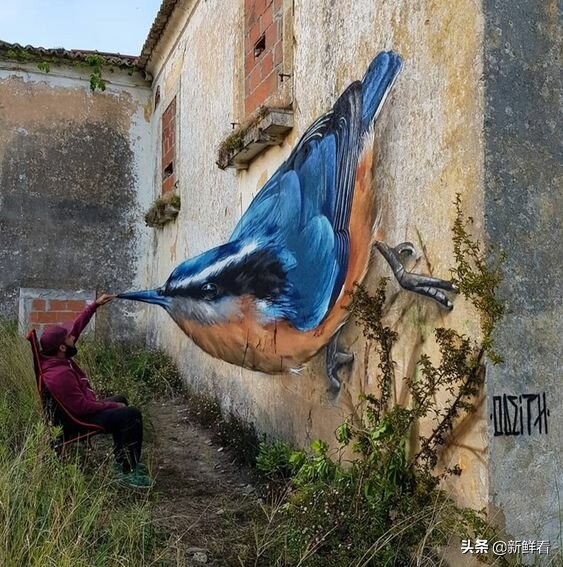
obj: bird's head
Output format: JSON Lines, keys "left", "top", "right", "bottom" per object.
{"left": 118, "top": 239, "right": 294, "bottom": 326}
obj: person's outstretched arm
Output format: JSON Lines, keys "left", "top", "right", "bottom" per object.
{"left": 68, "top": 294, "right": 114, "bottom": 342}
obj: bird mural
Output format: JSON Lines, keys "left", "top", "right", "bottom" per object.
{"left": 118, "top": 51, "right": 456, "bottom": 391}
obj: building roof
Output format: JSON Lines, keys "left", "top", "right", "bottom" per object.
{"left": 0, "top": 40, "right": 139, "bottom": 68}
{"left": 1, "top": 0, "right": 181, "bottom": 72}
{"left": 138, "top": 0, "right": 180, "bottom": 69}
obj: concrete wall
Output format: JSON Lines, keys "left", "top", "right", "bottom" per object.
{"left": 144, "top": 0, "right": 486, "bottom": 510}
{"left": 0, "top": 62, "right": 153, "bottom": 340}
{"left": 484, "top": 0, "right": 562, "bottom": 549}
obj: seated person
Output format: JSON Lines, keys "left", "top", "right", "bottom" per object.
{"left": 39, "top": 294, "right": 152, "bottom": 488}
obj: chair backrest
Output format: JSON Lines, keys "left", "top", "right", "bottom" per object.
{"left": 27, "top": 329, "right": 59, "bottom": 426}
{"left": 26, "top": 330, "right": 104, "bottom": 438}
{"left": 27, "top": 329, "right": 43, "bottom": 392}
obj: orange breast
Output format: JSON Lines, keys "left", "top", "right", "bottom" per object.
{"left": 178, "top": 147, "right": 377, "bottom": 373}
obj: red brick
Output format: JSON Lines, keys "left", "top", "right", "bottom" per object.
{"left": 34, "top": 312, "right": 49, "bottom": 324}
{"left": 245, "top": 95, "right": 256, "bottom": 116}
{"left": 260, "top": 4, "right": 273, "bottom": 33}
{"left": 261, "top": 51, "right": 274, "bottom": 78}
{"left": 49, "top": 299, "right": 67, "bottom": 310}
{"left": 254, "top": 0, "right": 267, "bottom": 16}
{"left": 162, "top": 176, "right": 175, "bottom": 194}
{"left": 36, "top": 311, "right": 66, "bottom": 324}
{"left": 164, "top": 97, "right": 176, "bottom": 114}
{"left": 163, "top": 150, "right": 175, "bottom": 169}
{"left": 32, "top": 299, "right": 45, "bottom": 310}
{"left": 245, "top": 0, "right": 256, "bottom": 28}
{"left": 66, "top": 300, "right": 86, "bottom": 311}
{"left": 245, "top": 71, "right": 278, "bottom": 114}
{"left": 249, "top": 22, "right": 261, "bottom": 45}
{"left": 248, "top": 65, "right": 262, "bottom": 93}
{"left": 30, "top": 312, "right": 41, "bottom": 323}
{"left": 266, "top": 21, "right": 280, "bottom": 47}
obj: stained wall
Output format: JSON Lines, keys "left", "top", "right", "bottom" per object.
{"left": 0, "top": 62, "right": 153, "bottom": 340}
{"left": 484, "top": 0, "right": 562, "bottom": 548}
{"left": 144, "top": 0, "right": 486, "bottom": 510}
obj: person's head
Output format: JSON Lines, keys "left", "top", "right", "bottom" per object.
{"left": 40, "top": 324, "right": 77, "bottom": 358}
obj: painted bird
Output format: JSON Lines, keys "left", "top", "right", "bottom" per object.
{"left": 119, "top": 51, "right": 455, "bottom": 391}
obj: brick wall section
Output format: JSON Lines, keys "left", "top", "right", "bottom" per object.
{"left": 244, "top": 0, "right": 284, "bottom": 116}
{"left": 29, "top": 297, "right": 89, "bottom": 333}
{"left": 162, "top": 97, "right": 176, "bottom": 194}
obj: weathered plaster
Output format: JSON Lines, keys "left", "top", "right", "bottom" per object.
{"left": 142, "top": 0, "right": 486, "bottom": 511}
{"left": 0, "top": 65, "right": 153, "bottom": 340}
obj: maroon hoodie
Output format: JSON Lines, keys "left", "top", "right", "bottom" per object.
{"left": 40, "top": 302, "right": 122, "bottom": 417}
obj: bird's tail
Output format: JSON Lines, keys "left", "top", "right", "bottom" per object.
{"left": 360, "top": 51, "right": 403, "bottom": 134}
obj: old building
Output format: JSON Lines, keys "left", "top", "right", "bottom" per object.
{"left": 0, "top": 0, "right": 560, "bottom": 553}
{"left": 0, "top": 42, "right": 153, "bottom": 340}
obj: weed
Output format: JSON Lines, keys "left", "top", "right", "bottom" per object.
{"left": 245, "top": 195, "right": 509, "bottom": 565}
{"left": 78, "top": 339, "right": 184, "bottom": 409}
{"left": 145, "top": 193, "right": 181, "bottom": 228}
{"left": 181, "top": 389, "right": 262, "bottom": 468}
{"left": 0, "top": 321, "right": 173, "bottom": 566}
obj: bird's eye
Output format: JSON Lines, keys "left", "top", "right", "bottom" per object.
{"left": 200, "top": 282, "right": 218, "bottom": 301}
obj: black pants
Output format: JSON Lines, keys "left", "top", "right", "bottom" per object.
{"left": 87, "top": 396, "right": 143, "bottom": 472}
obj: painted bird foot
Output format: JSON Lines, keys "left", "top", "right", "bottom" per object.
{"left": 326, "top": 330, "right": 354, "bottom": 395}
{"left": 374, "top": 241, "right": 458, "bottom": 310}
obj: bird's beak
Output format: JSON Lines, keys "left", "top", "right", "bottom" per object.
{"left": 117, "top": 288, "right": 170, "bottom": 308}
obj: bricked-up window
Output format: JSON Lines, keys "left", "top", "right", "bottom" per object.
{"left": 29, "top": 298, "right": 89, "bottom": 327}
{"left": 162, "top": 97, "right": 176, "bottom": 194}
{"left": 244, "top": 0, "right": 284, "bottom": 116}
{"left": 19, "top": 288, "right": 96, "bottom": 336}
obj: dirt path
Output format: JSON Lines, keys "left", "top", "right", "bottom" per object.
{"left": 147, "top": 399, "right": 260, "bottom": 566}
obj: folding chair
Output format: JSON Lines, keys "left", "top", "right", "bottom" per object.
{"left": 27, "top": 329, "right": 105, "bottom": 455}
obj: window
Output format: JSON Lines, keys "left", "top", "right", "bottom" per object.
{"left": 162, "top": 97, "right": 176, "bottom": 194}
{"left": 244, "top": 0, "right": 287, "bottom": 116}
{"left": 154, "top": 85, "right": 161, "bottom": 109}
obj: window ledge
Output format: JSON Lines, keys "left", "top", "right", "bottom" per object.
{"left": 217, "top": 107, "right": 293, "bottom": 170}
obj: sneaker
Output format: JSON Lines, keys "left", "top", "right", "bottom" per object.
{"left": 136, "top": 462, "right": 149, "bottom": 474}
{"left": 112, "top": 461, "right": 149, "bottom": 475}
{"left": 117, "top": 467, "right": 154, "bottom": 489}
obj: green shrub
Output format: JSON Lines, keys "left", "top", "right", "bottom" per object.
{"left": 78, "top": 340, "right": 184, "bottom": 408}
{"left": 248, "top": 196, "right": 509, "bottom": 566}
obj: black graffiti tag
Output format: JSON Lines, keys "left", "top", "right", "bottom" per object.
{"left": 490, "top": 393, "right": 550, "bottom": 436}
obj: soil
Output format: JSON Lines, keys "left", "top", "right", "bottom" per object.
{"left": 147, "top": 398, "right": 262, "bottom": 566}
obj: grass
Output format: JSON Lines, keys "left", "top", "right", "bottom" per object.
{"left": 0, "top": 321, "right": 180, "bottom": 566}
{"left": 78, "top": 338, "right": 184, "bottom": 410}
{"left": 179, "top": 389, "right": 262, "bottom": 468}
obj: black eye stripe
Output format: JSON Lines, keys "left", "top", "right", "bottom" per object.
{"left": 165, "top": 249, "right": 287, "bottom": 300}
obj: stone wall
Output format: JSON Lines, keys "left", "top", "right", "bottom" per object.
{"left": 0, "top": 62, "right": 153, "bottom": 340}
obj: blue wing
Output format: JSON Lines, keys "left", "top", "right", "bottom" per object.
{"left": 230, "top": 52, "right": 402, "bottom": 331}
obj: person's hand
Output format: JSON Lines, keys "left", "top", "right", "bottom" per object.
{"left": 96, "top": 294, "right": 114, "bottom": 306}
